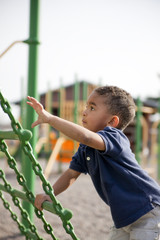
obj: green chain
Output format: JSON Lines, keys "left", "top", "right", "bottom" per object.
{"left": 0, "top": 91, "right": 80, "bottom": 240}
{"left": 0, "top": 190, "right": 33, "bottom": 240}
{"left": 0, "top": 139, "right": 58, "bottom": 240}
{"left": 0, "top": 168, "right": 43, "bottom": 240}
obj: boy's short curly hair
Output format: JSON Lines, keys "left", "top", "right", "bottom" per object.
{"left": 94, "top": 86, "right": 136, "bottom": 130}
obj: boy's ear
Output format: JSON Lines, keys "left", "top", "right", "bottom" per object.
{"left": 108, "top": 116, "right": 119, "bottom": 128}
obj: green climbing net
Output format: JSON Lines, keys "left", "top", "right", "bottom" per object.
{"left": 0, "top": 91, "right": 80, "bottom": 240}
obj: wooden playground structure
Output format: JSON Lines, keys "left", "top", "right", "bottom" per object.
{"left": 124, "top": 98, "right": 160, "bottom": 179}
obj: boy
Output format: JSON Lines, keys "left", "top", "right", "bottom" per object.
{"left": 27, "top": 86, "right": 160, "bottom": 240}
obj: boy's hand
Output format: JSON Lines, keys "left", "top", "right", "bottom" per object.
{"left": 27, "top": 96, "right": 51, "bottom": 128}
{"left": 34, "top": 193, "right": 52, "bottom": 211}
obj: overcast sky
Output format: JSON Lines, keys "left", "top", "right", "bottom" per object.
{"left": 0, "top": 0, "right": 160, "bottom": 105}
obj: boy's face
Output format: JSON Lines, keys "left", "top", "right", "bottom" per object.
{"left": 82, "top": 91, "right": 113, "bottom": 132}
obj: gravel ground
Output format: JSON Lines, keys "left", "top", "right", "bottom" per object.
{"left": 0, "top": 158, "right": 112, "bottom": 240}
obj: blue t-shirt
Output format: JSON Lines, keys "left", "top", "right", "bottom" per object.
{"left": 69, "top": 126, "right": 160, "bottom": 228}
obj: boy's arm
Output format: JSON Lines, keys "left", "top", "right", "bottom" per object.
{"left": 27, "top": 96, "right": 105, "bottom": 151}
{"left": 53, "top": 168, "right": 81, "bottom": 196}
{"left": 34, "top": 168, "right": 81, "bottom": 210}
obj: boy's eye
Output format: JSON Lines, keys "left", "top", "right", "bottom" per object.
{"left": 90, "top": 106, "right": 95, "bottom": 111}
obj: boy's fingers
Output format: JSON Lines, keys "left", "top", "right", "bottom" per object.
{"left": 27, "top": 96, "right": 42, "bottom": 106}
{"left": 34, "top": 194, "right": 52, "bottom": 211}
{"left": 31, "top": 120, "right": 40, "bottom": 128}
{"left": 34, "top": 200, "right": 43, "bottom": 211}
{"left": 34, "top": 195, "right": 44, "bottom": 211}
{"left": 27, "top": 96, "right": 36, "bottom": 102}
{"left": 27, "top": 96, "right": 44, "bottom": 117}
{"left": 26, "top": 101, "right": 33, "bottom": 107}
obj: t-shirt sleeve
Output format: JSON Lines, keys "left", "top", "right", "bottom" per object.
{"left": 97, "top": 128, "right": 124, "bottom": 157}
{"left": 69, "top": 144, "right": 88, "bottom": 174}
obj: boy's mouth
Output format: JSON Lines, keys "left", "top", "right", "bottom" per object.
{"left": 82, "top": 119, "right": 87, "bottom": 124}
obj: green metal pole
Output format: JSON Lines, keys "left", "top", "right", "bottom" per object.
{"left": 82, "top": 81, "right": 88, "bottom": 102}
{"left": 135, "top": 97, "right": 142, "bottom": 164}
{"left": 22, "top": 0, "right": 40, "bottom": 226}
{"left": 20, "top": 77, "right": 27, "bottom": 127}
{"left": 20, "top": 77, "right": 27, "bottom": 164}
{"left": 158, "top": 98, "right": 160, "bottom": 179}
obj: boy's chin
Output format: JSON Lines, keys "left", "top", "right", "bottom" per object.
{"left": 82, "top": 123, "right": 97, "bottom": 132}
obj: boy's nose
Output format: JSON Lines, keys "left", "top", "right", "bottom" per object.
{"left": 83, "top": 109, "right": 87, "bottom": 116}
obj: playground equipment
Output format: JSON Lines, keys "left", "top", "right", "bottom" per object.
{"left": 0, "top": 92, "right": 79, "bottom": 240}
{"left": 135, "top": 97, "right": 160, "bottom": 179}
{"left": 150, "top": 120, "right": 160, "bottom": 167}
{"left": 0, "top": 0, "right": 40, "bottom": 224}
{"left": 44, "top": 137, "right": 65, "bottom": 179}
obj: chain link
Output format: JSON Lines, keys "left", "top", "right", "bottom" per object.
{"left": 0, "top": 92, "right": 80, "bottom": 240}
{"left": 0, "top": 139, "right": 58, "bottom": 240}
{"left": 0, "top": 168, "right": 43, "bottom": 240}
